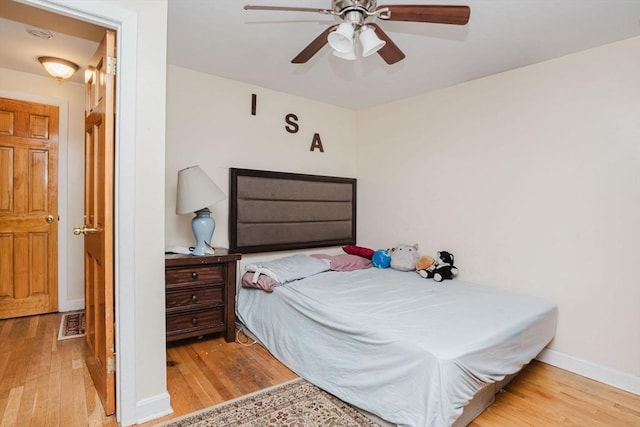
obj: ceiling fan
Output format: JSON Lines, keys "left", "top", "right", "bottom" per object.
{"left": 244, "top": 1, "right": 471, "bottom": 65}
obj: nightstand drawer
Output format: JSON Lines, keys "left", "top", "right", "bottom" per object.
{"left": 166, "top": 307, "right": 224, "bottom": 336}
{"left": 166, "top": 286, "right": 223, "bottom": 311}
{"left": 165, "top": 265, "right": 224, "bottom": 286}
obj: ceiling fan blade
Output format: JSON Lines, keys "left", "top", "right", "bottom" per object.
{"left": 291, "top": 25, "right": 338, "bottom": 64}
{"left": 369, "top": 23, "right": 405, "bottom": 65}
{"left": 377, "top": 5, "right": 471, "bottom": 25}
{"left": 244, "top": 5, "right": 332, "bottom": 14}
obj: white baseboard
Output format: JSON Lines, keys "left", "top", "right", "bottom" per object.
{"left": 537, "top": 348, "right": 640, "bottom": 396}
{"left": 134, "top": 392, "right": 173, "bottom": 425}
{"left": 58, "top": 299, "right": 84, "bottom": 312}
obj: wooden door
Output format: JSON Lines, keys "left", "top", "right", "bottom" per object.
{"left": 79, "top": 29, "right": 116, "bottom": 416}
{"left": 0, "top": 98, "right": 59, "bottom": 319}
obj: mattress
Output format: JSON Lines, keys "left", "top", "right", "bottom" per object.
{"left": 236, "top": 268, "right": 557, "bottom": 427}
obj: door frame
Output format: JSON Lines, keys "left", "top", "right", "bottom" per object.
{"left": 23, "top": 0, "right": 140, "bottom": 424}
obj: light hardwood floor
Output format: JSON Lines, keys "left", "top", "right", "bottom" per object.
{"left": 1, "top": 313, "right": 639, "bottom": 426}
{"left": 0, "top": 313, "right": 116, "bottom": 427}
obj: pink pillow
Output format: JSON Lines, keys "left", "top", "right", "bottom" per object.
{"left": 311, "top": 254, "right": 372, "bottom": 271}
{"left": 342, "top": 245, "right": 375, "bottom": 260}
{"left": 241, "top": 271, "right": 280, "bottom": 292}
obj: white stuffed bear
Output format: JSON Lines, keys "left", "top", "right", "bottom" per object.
{"left": 390, "top": 243, "right": 420, "bottom": 271}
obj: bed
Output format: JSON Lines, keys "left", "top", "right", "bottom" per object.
{"left": 229, "top": 168, "right": 557, "bottom": 426}
{"left": 237, "top": 266, "right": 557, "bottom": 427}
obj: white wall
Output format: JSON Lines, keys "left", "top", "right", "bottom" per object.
{"left": 165, "top": 65, "right": 358, "bottom": 266}
{"left": 123, "top": 0, "right": 169, "bottom": 410}
{"left": 0, "top": 67, "right": 85, "bottom": 311}
{"left": 357, "top": 37, "right": 640, "bottom": 385}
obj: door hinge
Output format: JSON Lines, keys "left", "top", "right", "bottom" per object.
{"left": 107, "top": 354, "right": 116, "bottom": 374}
{"left": 106, "top": 56, "right": 117, "bottom": 76}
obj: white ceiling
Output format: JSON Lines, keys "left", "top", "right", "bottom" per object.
{"left": 167, "top": 0, "right": 640, "bottom": 109}
{"left": 0, "top": 0, "right": 104, "bottom": 84}
{"left": 1, "top": 1, "right": 638, "bottom": 109}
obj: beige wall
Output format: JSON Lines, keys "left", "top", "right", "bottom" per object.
{"left": 121, "top": 0, "right": 169, "bottom": 409}
{"left": 357, "top": 37, "right": 640, "bottom": 382}
{"left": 0, "top": 67, "right": 85, "bottom": 310}
{"left": 165, "top": 38, "right": 640, "bottom": 395}
{"left": 165, "top": 65, "right": 358, "bottom": 266}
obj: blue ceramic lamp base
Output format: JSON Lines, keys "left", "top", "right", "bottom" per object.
{"left": 191, "top": 208, "right": 215, "bottom": 255}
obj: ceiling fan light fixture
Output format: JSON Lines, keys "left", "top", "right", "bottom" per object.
{"left": 359, "top": 26, "right": 385, "bottom": 57}
{"left": 245, "top": 2, "right": 472, "bottom": 65}
{"left": 328, "top": 22, "right": 355, "bottom": 53}
{"left": 38, "top": 56, "right": 79, "bottom": 82}
{"left": 333, "top": 45, "right": 357, "bottom": 60}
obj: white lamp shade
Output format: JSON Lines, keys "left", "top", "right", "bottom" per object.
{"left": 328, "top": 22, "right": 355, "bottom": 53}
{"left": 176, "top": 165, "right": 226, "bottom": 214}
{"left": 333, "top": 45, "right": 357, "bottom": 60}
{"left": 359, "top": 26, "right": 386, "bottom": 57}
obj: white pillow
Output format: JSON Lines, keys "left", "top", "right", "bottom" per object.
{"left": 245, "top": 254, "right": 331, "bottom": 284}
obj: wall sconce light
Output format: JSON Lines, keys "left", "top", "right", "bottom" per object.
{"left": 38, "top": 56, "right": 79, "bottom": 82}
{"left": 176, "top": 165, "right": 226, "bottom": 255}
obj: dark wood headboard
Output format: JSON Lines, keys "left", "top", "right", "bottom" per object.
{"left": 229, "top": 168, "right": 356, "bottom": 254}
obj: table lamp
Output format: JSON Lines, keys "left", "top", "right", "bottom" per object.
{"left": 176, "top": 165, "right": 226, "bottom": 255}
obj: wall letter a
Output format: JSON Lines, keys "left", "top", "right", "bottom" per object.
{"left": 310, "top": 133, "right": 324, "bottom": 152}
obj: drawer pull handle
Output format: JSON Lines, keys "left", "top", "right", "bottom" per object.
{"left": 192, "top": 317, "right": 198, "bottom": 326}
{"left": 191, "top": 294, "right": 198, "bottom": 303}
{"left": 191, "top": 272, "right": 199, "bottom": 279}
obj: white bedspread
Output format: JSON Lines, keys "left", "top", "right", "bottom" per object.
{"left": 236, "top": 268, "right": 557, "bottom": 427}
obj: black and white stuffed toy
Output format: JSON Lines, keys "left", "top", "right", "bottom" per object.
{"left": 427, "top": 251, "right": 458, "bottom": 282}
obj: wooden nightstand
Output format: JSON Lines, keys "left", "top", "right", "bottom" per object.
{"left": 165, "top": 249, "right": 241, "bottom": 343}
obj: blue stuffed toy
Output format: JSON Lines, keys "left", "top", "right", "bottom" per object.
{"left": 372, "top": 249, "right": 391, "bottom": 268}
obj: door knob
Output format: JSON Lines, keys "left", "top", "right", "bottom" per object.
{"left": 45, "top": 215, "right": 55, "bottom": 224}
{"left": 73, "top": 225, "right": 100, "bottom": 235}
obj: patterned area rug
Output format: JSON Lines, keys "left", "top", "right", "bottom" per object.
{"left": 57, "top": 311, "right": 85, "bottom": 340}
{"left": 156, "top": 378, "right": 380, "bottom": 427}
